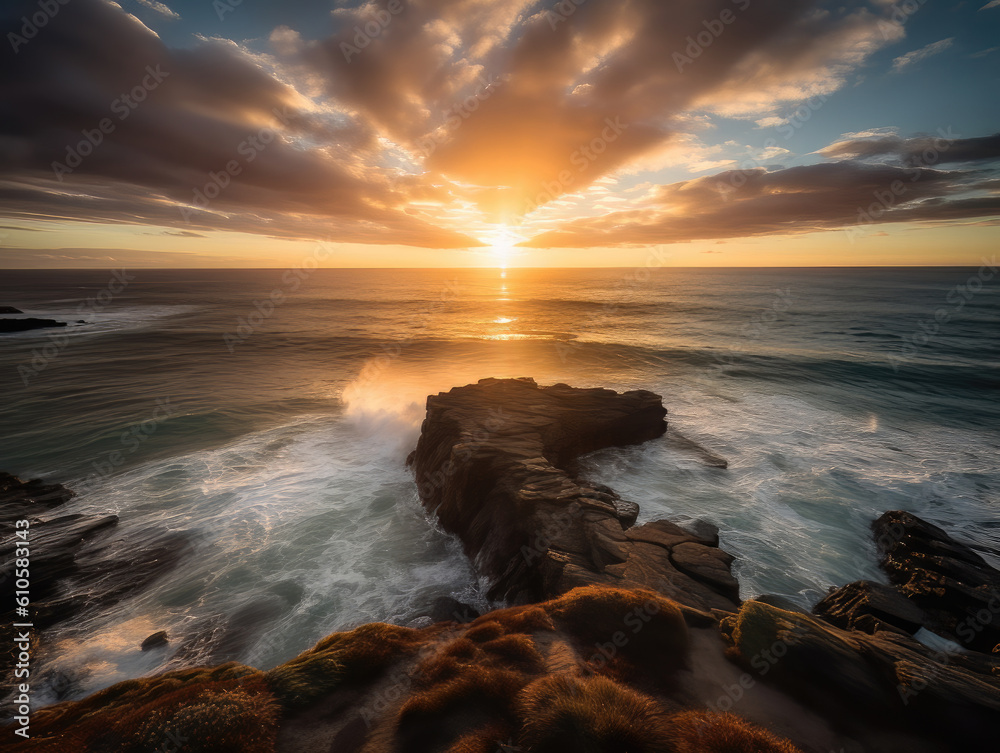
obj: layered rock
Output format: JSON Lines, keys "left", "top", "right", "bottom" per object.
{"left": 815, "top": 511, "right": 1000, "bottom": 650}
{"left": 408, "top": 378, "right": 738, "bottom": 611}
{"left": 0, "top": 472, "right": 190, "bottom": 698}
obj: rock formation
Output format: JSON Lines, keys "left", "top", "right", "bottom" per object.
{"left": 408, "top": 378, "right": 739, "bottom": 611}
{"left": 0, "top": 473, "right": 190, "bottom": 700}
{"left": 4, "top": 379, "right": 999, "bottom": 753}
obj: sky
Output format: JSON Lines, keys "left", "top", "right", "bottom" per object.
{"left": 0, "top": 0, "right": 997, "bottom": 268}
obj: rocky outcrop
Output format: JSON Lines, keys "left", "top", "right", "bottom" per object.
{"left": 723, "top": 597, "right": 1000, "bottom": 749}
{"left": 814, "top": 511, "right": 1000, "bottom": 650}
{"left": 6, "top": 380, "right": 1000, "bottom": 753}
{"left": 0, "top": 306, "right": 24, "bottom": 314}
{"left": 0, "top": 472, "right": 190, "bottom": 698}
{"left": 408, "top": 378, "right": 739, "bottom": 611}
{"left": 0, "top": 318, "right": 67, "bottom": 333}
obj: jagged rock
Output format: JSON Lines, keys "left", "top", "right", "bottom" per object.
{"left": 0, "top": 317, "right": 67, "bottom": 333}
{"left": 721, "top": 600, "right": 1000, "bottom": 748}
{"left": 873, "top": 511, "right": 1000, "bottom": 652}
{"left": 0, "top": 472, "right": 191, "bottom": 699}
{"left": 408, "top": 378, "right": 739, "bottom": 611}
{"left": 814, "top": 580, "right": 930, "bottom": 635}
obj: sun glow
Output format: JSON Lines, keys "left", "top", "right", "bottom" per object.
{"left": 485, "top": 227, "right": 524, "bottom": 269}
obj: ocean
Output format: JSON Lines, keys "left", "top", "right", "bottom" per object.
{"left": 1, "top": 266, "right": 998, "bottom": 704}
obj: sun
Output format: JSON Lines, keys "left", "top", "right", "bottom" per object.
{"left": 485, "top": 227, "right": 523, "bottom": 269}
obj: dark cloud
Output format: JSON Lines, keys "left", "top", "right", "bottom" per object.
{"left": 0, "top": 0, "right": 483, "bottom": 248}
{"left": 1, "top": 0, "right": 986, "bottom": 252}
{"left": 292, "top": 0, "right": 900, "bottom": 217}
{"left": 819, "top": 133, "right": 1000, "bottom": 166}
{"left": 521, "top": 159, "right": 1000, "bottom": 247}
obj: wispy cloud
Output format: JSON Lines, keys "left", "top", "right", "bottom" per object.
{"left": 134, "top": 0, "right": 180, "bottom": 20}
{"left": 891, "top": 38, "right": 955, "bottom": 73}
{"left": 980, "top": 1, "right": 1000, "bottom": 11}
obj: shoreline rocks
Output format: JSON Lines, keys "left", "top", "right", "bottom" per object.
{"left": 4, "top": 378, "right": 999, "bottom": 752}
{"left": 0, "top": 318, "right": 68, "bottom": 334}
{"left": 407, "top": 378, "right": 739, "bottom": 611}
{"left": 0, "top": 472, "right": 191, "bottom": 700}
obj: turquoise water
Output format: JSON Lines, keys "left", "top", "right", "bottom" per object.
{"left": 1, "top": 266, "right": 997, "bottom": 703}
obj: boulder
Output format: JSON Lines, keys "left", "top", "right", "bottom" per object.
{"left": 141, "top": 631, "right": 169, "bottom": 651}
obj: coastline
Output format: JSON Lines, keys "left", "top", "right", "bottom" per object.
{"left": 3, "top": 378, "right": 999, "bottom": 751}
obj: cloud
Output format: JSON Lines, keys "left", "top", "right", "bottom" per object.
{"left": 819, "top": 132, "right": 1000, "bottom": 165}
{"left": 134, "top": 0, "right": 180, "bottom": 20}
{"left": 980, "top": 1, "right": 1000, "bottom": 10}
{"left": 285, "top": 0, "right": 904, "bottom": 216}
{"left": 891, "top": 38, "right": 954, "bottom": 73}
{"left": 0, "top": 0, "right": 483, "bottom": 249}
{"left": 0, "top": 247, "right": 249, "bottom": 268}
{"left": 520, "top": 151, "right": 1000, "bottom": 248}
{"left": 0, "top": 0, "right": 944, "bottom": 249}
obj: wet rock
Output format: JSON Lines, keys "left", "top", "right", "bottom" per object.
{"left": 0, "top": 317, "right": 67, "bottom": 333}
{"left": 665, "top": 429, "right": 729, "bottom": 468}
{"left": 408, "top": 379, "right": 739, "bottom": 611}
{"left": 670, "top": 542, "right": 740, "bottom": 603}
{"left": 1, "top": 472, "right": 192, "bottom": 699}
{"left": 873, "top": 510, "right": 1000, "bottom": 652}
{"left": 814, "top": 580, "right": 930, "bottom": 635}
{"left": 721, "top": 600, "right": 1000, "bottom": 747}
{"left": 427, "top": 596, "right": 480, "bottom": 624}
{"left": 141, "top": 631, "right": 169, "bottom": 651}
